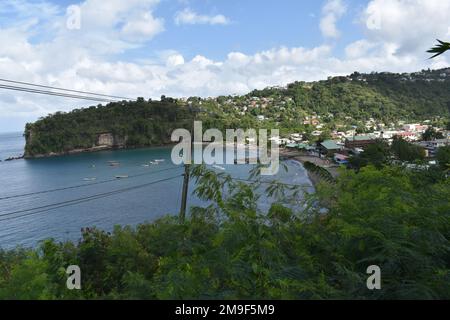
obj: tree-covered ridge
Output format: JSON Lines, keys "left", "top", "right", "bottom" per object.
{"left": 0, "top": 165, "right": 449, "bottom": 300}
{"left": 248, "top": 68, "right": 450, "bottom": 121}
{"left": 24, "top": 98, "right": 198, "bottom": 157}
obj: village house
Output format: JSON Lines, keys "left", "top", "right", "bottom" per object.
{"left": 334, "top": 153, "right": 350, "bottom": 165}
{"left": 320, "top": 140, "right": 343, "bottom": 156}
{"left": 396, "top": 131, "right": 419, "bottom": 141}
{"left": 345, "top": 135, "right": 378, "bottom": 149}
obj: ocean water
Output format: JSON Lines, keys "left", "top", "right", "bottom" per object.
{"left": 0, "top": 132, "right": 312, "bottom": 249}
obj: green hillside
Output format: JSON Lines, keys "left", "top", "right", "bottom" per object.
{"left": 24, "top": 68, "right": 450, "bottom": 157}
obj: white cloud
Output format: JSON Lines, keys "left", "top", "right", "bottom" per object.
{"left": 121, "top": 12, "right": 164, "bottom": 41}
{"left": 174, "top": 8, "right": 230, "bottom": 25}
{"left": 345, "top": 40, "right": 376, "bottom": 59}
{"left": 166, "top": 54, "right": 185, "bottom": 67}
{"left": 0, "top": 0, "right": 450, "bottom": 132}
{"left": 320, "top": 0, "right": 347, "bottom": 38}
{"left": 362, "top": 0, "right": 450, "bottom": 55}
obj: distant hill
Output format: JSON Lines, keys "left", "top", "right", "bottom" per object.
{"left": 24, "top": 68, "right": 450, "bottom": 158}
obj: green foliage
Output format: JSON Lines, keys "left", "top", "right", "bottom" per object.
{"left": 349, "top": 141, "right": 391, "bottom": 170}
{"left": 422, "top": 127, "right": 445, "bottom": 141}
{"left": 2, "top": 165, "right": 448, "bottom": 300}
{"left": 391, "top": 137, "right": 426, "bottom": 162}
{"left": 24, "top": 99, "right": 197, "bottom": 157}
{"left": 317, "top": 166, "right": 450, "bottom": 299}
{"left": 436, "top": 146, "right": 450, "bottom": 172}
{"left": 350, "top": 139, "right": 426, "bottom": 170}
{"left": 303, "top": 161, "right": 335, "bottom": 183}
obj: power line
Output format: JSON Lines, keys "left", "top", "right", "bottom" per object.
{"left": 0, "top": 166, "right": 181, "bottom": 201}
{"left": 0, "top": 78, "right": 133, "bottom": 100}
{"left": 0, "top": 174, "right": 183, "bottom": 222}
{"left": 0, "top": 84, "right": 120, "bottom": 103}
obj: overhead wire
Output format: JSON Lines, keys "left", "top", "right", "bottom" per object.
{"left": 0, "top": 174, "right": 183, "bottom": 222}
{"left": 0, "top": 165, "right": 181, "bottom": 201}
{"left": 0, "top": 78, "right": 133, "bottom": 100}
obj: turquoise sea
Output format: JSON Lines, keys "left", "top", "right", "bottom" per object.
{"left": 0, "top": 132, "right": 313, "bottom": 249}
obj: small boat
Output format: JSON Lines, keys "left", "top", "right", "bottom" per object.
{"left": 142, "top": 164, "right": 150, "bottom": 167}
{"left": 83, "top": 178, "right": 97, "bottom": 181}
{"left": 149, "top": 161, "right": 159, "bottom": 165}
{"left": 115, "top": 175, "right": 129, "bottom": 179}
{"left": 154, "top": 159, "right": 165, "bottom": 163}
{"left": 213, "top": 165, "right": 226, "bottom": 171}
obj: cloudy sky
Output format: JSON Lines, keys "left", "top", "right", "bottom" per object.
{"left": 0, "top": 0, "right": 449, "bottom": 132}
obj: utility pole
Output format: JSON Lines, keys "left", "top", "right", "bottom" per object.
{"left": 180, "top": 127, "right": 194, "bottom": 223}
{"left": 179, "top": 163, "right": 190, "bottom": 223}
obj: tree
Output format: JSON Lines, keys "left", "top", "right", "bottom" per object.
{"left": 422, "top": 127, "right": 444, "bottom": 141}
{"left": 436, "top": 146, "right": 450, "bottom": 172}
{"left": 349, "top": 140, "right": 391, "bottom": 170}
{"left": 391, "top": 137, "right": 425, "bottom": 162}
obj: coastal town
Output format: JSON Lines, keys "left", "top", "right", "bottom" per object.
{"left": 274, "top": 117, "right": 450, "bottom": 185}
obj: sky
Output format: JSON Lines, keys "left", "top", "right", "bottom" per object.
{"left": 0, "top": 0, "right": 450, "bottom": 132}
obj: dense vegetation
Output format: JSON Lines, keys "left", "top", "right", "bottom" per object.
{"left": 348, "top": 137, "right": 429, "bottom": 171}
{"left": 0, "top": 164, "right": 449, "bottom": 300}
{"left": 24, "top": 98, "right": 198, "bottom": 157}
{"left": 249, "top": 68, "right": 450, "bottom": 122}
{"left": 24, "top": 68, "right": 450, "bottom": 157}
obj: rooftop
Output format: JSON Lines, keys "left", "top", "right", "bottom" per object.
{"left": 346, "top": 135, "right": 377, "bottom": 142}
{"left": 321, "top": 140, "right": 341, "bottom": 150}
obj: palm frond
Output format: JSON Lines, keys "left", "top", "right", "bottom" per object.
{"left": 427, "top": 39, "right": 450, "bottom": 59}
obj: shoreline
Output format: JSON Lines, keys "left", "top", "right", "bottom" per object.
{"left": 24, "top": 141, "right": 260, "bottom": 160}
{"left": 24, "top": 143, "right": 177, "bottom": 160}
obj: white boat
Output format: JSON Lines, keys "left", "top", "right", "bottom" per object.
{"left": 115, "top": 175, "right": 129, "bottom": 179}
{"left": 154, "top": 159, "right": 165, "bottom": 163}
{"left": 83, "top": 178, "right": 97, "bottom": 181}
{"left": 108, "top": 161, "right": 120, "bottom": 167}
{"left": 212, "top": 165, "right": 226, "bottom": 171}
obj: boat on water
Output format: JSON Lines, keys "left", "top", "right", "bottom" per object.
{"left": 213, "top": 165, "right": 226, "bottom": 171}
{"left": 83, "top": 178, "right": 97, "bottom": 181}
{"left": 108, "top": 161, "right": 120, "bottom": 167}
{"left": 154, "top": 159, "right": 165, "bottom": 163}
{"left": 115, "top": 175, "right": 129, "bottom": 179}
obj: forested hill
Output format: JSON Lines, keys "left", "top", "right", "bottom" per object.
{"left": 24, "top": 68, "right": 450, "bottom": 158}
{"left": 248, "top": 68, "right": 450, "bottom": 120}
{"left": 24, "top": 98, "right": 198, "bottom": 158}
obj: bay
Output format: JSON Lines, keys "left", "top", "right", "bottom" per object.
{"left": 0, "top": 132, "right": 313, "bottom": 249}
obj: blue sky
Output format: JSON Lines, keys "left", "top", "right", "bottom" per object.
{"left": 0, "top": 0, "right": 449, "bottom": 132}
{"left": 42, "top": 0, "right": 366, "bottom": 62}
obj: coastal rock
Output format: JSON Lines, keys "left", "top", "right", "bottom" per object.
{"left": 96, "top": 132, "right": 128, "bottom": 148}
{"left": 97, "top": 133, "right": 115, "bottom": 147}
